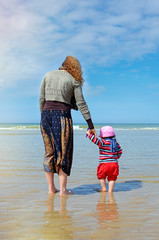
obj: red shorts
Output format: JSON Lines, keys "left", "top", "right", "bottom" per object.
{"left": 97, "top": 162, "right": 119, "bottom": 181}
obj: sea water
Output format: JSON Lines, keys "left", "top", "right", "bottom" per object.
{"left": 0, "top": 123, "right": 159, "bottom": 240}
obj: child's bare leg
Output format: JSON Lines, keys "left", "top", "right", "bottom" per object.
{"left": 59, "top": 168, "right": 73, "bottom": 196}
{"left": 108, "top": 180, "right": 115, "bottom": 193}
{"left": 108, "top": 192, "right": 115, "bottom": 203}
{"left": 45, "top": 172, "right": 58, "bottom": 194}
{"left": 98, "top": 191, "right": 107, "bottom": 202}
{"left": 99, "top": 179, "right": 107, "bottom": 192}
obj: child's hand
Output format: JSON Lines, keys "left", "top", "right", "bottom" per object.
{"left": 89, "top": 129, "right": 97, "bottom": 137}
{"left": 86, "top": 129, "right": 96, "bottom": 138}
{"left": 86, "top": 129, "right": 90, "bottom": 137}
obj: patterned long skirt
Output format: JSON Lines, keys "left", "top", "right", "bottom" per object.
{"left": 40, "top": 110, "right": 73, "bottom": 176}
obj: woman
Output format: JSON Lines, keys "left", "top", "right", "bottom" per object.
{"left": 39, "top": 56, "right": 96, "bottom": 196}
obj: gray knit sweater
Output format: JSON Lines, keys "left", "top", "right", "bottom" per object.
{"left": 39, "top": 70, "right": 91, "bottom": 120}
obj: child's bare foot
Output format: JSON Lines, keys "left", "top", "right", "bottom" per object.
{"left": 108, "top": 190, "right": 113, "bottom": 193}
{"left": 101, "top": 187, "right": 107, "bottom": 192}
{"left": 60, "top": 189, "right": 74, "bottom": 196}
{"left": 96, "top": 188, "right": 107, "bottom": 192}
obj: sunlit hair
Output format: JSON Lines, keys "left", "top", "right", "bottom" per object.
{"left": 59, "top": 56, "right": 84, "bottom": 84}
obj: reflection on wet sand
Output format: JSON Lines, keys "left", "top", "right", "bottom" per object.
{"left": 96, "top": 192, "right": 119, "bottom": 228}
{"left": 40, "top": 196, "right": 73, "bottom": 240}
{"left": 89, "top": 192, "right": 120, "bottom": 240}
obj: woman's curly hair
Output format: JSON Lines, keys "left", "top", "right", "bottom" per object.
{"left": 59, "top": 56, "right": 84, "bottom": 84}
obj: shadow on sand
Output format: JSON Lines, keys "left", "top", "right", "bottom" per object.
{"left": 71, "top": 180, "right": 142, "bottom": 195}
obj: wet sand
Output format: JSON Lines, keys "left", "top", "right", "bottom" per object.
{"left": 0, "top": 129, "right": 159, "bottom": 239}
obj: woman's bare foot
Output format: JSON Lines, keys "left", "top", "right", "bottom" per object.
{"left": 49, "top": 188, "right": 59, "bottom": 194}
{"left": 60, "top": 189, "right": 74, "bottom": 196}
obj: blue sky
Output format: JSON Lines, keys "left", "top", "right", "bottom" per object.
{"left": 0, "top": 0, "right": 159, "bottom": 123}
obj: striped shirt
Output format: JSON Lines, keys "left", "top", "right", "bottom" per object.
{"left": 88, "top": 134, "right": 122, "bottom": 164}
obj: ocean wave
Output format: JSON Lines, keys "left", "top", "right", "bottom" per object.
{"left": 0, "top": 125, "right": 86, "bottom": 131}
{"left": 73, "top": 126, "right": 159, "bottom": 131}
{"left": 0, "top": 125, "right": 40, "bottom": 131}
{"left": 73, "top": 125, "right": 85, "bottom": 131}
{"left": 0, "top": 124, "right": 159, "bottom": 131}
{"left": 114, "top": 127, "right": 159, "bottom": 131}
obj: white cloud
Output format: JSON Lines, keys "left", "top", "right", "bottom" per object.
{"left": 1, "top": 0, "right": 159, "bottom": 90}
{"left": 83, "top": 82, "right": 106, "bottom": 97}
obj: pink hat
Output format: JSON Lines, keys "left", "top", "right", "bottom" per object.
{"left": 99, "top": 126, "right": 115, "bottom": 138}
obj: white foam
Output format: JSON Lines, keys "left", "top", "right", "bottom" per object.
{"left": 73, "top": 125, "right": 85, "bottom": 131}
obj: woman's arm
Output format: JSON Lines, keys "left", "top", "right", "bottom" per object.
{"left": 74, "top": 81, "right": 95, "bottom": 131}
{"left": 39, "top": 77, "right": 46, "bottom": 113}
{"left": 74, "top": 83, "right": 91, "bottom": 119}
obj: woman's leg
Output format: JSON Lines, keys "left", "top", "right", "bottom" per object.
{"left": 59, "top": 168, "right": 73, "bottom": 196}
{"left": 41, "top": 111, "right": 58, "bottom": 194}
{"left": 45, "top": 172, "right": 58, "bottom": 194}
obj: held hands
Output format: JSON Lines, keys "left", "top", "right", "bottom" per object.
{"left": 86, "top": 128, "right": 96, "bottom": 138}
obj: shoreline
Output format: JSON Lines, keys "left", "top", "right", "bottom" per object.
{"left": 0, "top": 122, "right": 159, "bottom": 131}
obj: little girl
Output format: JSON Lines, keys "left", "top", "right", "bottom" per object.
{"left": 86, "top": 126, "right": 122, "bottom": 192}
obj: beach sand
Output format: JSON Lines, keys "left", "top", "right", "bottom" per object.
{"left": 0, "top": 128, "right": 159, "bottom": 240}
